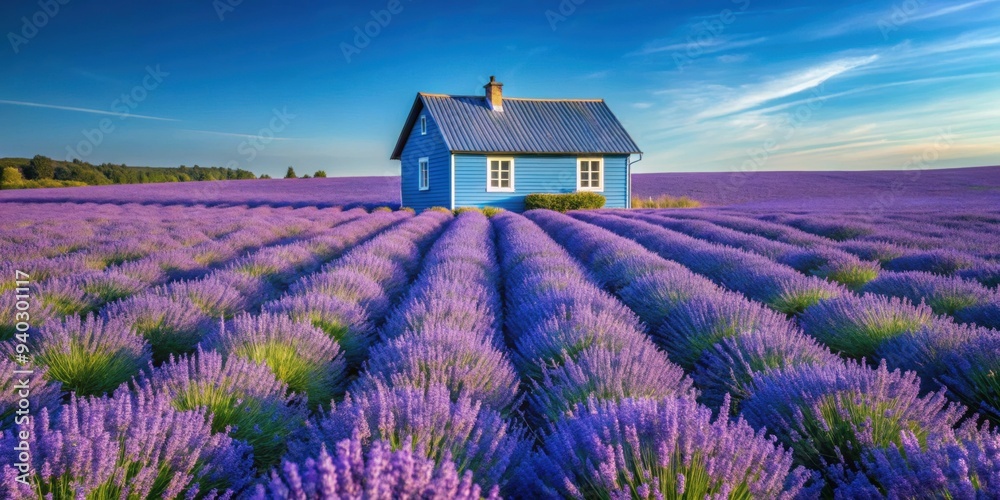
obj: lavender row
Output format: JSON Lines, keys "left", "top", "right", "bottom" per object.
{"left": 528, "top": 209, "right": 836, "bottom": 409}
{"left": 1, "top": 206, "right": 368, "bottom": 339}
{"left": 256, "top": 211, "right": 524, "bottom": 494}
{"left": 660, "top": 208, "right": 1000, "bottom": 288}
{"left": 353, "top": 211, "right": 520, "bottom": 414}
{"left": 632, "top": 211, "right": 881, "bottom": 291}
{"left": 752, "top": 211, "right": 999, "bottom": 286}
{"left": 631, "top": 212, "right": 1000, "bottom": 329}
{"left": 2, "top": 210, "right": 408, "bottom": 410}
{"left": 0, "top": 209, "right": 445, "bottom": 496}
{"left": 493, "top": 211, "right": 809, "bottom": 498}
{"left": 531, "top": 209, "right": 999, "bottom": 496}
{"left": 579, "top": 211, "right": 845, "bottom": 314}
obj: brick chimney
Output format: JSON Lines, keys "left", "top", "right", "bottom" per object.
{"left": 484, "top": 76, "right": 503, "bottom": 112}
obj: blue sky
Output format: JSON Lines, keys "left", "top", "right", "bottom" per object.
{"left": 1, "top": 0, "right": 998, "bottom": 177}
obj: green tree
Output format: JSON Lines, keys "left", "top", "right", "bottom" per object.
{"left": 260, "top": 174, "right": 272, "bottom": 179}
{"left": 284, "top": 167, "right": 297, "bottom": 179}
{"left": 24, "top": 155, "right": 54, "bottom": 180}
{"left": 314, "top": 170, "right": 327, "bottom": 178}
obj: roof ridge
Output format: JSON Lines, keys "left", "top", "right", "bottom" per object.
{"left": 418, "top": 92, "right": 604, "bottom": 102}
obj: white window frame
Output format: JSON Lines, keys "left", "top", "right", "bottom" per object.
{"left": 418, "top": 157, "right": 429, "bottom": 191}
{"left": 577, "top": 157, "right": 604, "bottom": 192}
{"left": 486, "top": 157, "right": 515, "bottom": 192}
{"left": 420, "top": 115, "right": 427, "bottom": 135}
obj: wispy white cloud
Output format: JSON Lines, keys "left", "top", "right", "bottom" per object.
{"left": 632, "top": 102, "right": 653, "bottom": 109}
{"left": 803, "top": 0, "right": 1000, "bottom": 40}
{"left": 0, "top": 99, "right": 178, "bottom": 121}
{"left": 694, "top": 55, "right": 879, "bottom": 119}
{"left": 633, "top": 35, "right": 767, "bottom": 56}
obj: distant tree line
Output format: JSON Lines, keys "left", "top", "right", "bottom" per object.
{"left": 0, "top": 155, "right": 335, "bottom": 190}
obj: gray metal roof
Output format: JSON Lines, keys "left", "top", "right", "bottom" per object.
{"left": 390, "top": 93, "right": 641, "bottom": 159}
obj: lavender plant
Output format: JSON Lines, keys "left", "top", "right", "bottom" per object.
{"left": 742, "top": 361, "right": 965, "bottom": 488}
{"left": 693, "top": 328, "right": 843, "bottom": 412}
{"left": 205, "top": 312, "right": 346, "bottom": 408}
{"left": 26, "top": 314, "right": 150, "bottom": 396}
{"left": 289, "top": 384, "right": 528, "bottom": 490}
{"left": 528, "top": 343, "right": 695, "bottom": 424}
{"left": 835, "top": 421, "right": 1000, "bottom": 498}
{"left": 516, "top": 396, "right": 814, "bottom": 499}
{"left": 354, "top": 327, "right": 520, "bottom": 414}
{"left": 799, "top": 293, "right": 935, "bottom": 359}
{"left": 137, "top": 347, "right": 308, "bottom": 468}
{"left": 658, "top": 293, "right": 798, "bottom": 370}
{"left": 263, "top": 294, "right": 373, "bottom": 366}
{"left": 0, "top": 388, "right": 255, "bottom": 498}
{"left": 941, "top": 332, "right": 1000, "bottom": 421}
{"left": 103, "top": 294, "right": 210, "bottom": 364}
{"left": 255, "top": 438, "right": 496, "bottom": 499}
{"left": 0, "top": 357, "right": 62, "bottom": 426}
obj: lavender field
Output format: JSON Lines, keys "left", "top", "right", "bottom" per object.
{"left": 2, "top": 169, "right": 1000, "bottom": 498}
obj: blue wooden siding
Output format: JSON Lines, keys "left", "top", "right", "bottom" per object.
{"left": 400, "top": 110, "right": 451, "bottom": 211}
{"left": 453, "top": 154, "right": 628, "bottom": 211}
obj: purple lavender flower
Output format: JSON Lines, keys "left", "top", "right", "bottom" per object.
{"left": 862, "top": 270, "right": 995, "bottom": 317}
{"left": 157, "top": 276, "right": 250, "bottom": 320}
{"left": 204, "top": 312, "right": 346, "bottom": 408}
{"left": 0, "top": 357, "right": 62, "bottom": 427}
{"left": 355, "top": 328, "right": 520, "bottom": 414}
{"left": 76, "top": 270, "right": 146, "bottom": 305}
{"left": 102, "top": 294, "right": 211, "bottom": 364}
{"left": 263, "top": 293, "right": 374, "bottom": 366}
{"left": 515, "top": 396, "right": 814, "bottom": 499}
{"left": 799, "top": 293, "right": 935, "bottom": 359}
{"left": 254, "top": 438, "right": 497, "bottom": 499}
{"left": 693, "top": 328, "right": 843, "bottom": 412}
{"left": 289, "top": 383, "right": 528, "bottom": 490}
{"left": 0, "top": 388, "right": 254, "bottom": 498}
{"left": 840, "top": 239, "right": 907, "bottom": 265}
{"left": 512, "top": 303, "right": 648, "bottom": 380}
{"left": 23, "top": 314, "right": 150, "bottom": 396}
{"left": 657, "top": 293, "right": 798, "bottom": 370}
{"left": 35, "top": 277, "right": 97, "bottom": 316}
{"left": 836, "top": 421, "right": 1000, "bottom": 498}
{"left": 616, "top": 269, "right": 722, "bottom": 327}
{"left": 528, "top": 343, "right": 695, "bottom": 424}
{"left": 290, "top": 269, "right": 391, "bottom": 321}
{"left": 138, "top": 347, "right": 308, "bottom": 469}
{"left": 876, "top": 319, "right": 992, "bottom": 393}
{"left": 941, "top": 331, "right": 1000, "bottom": 421}
{"left": 885, "top": 249, "right": 979, "bottom": 275}
{"left": 380, "top": 292, "right": 500, "bottom": 344}
{"left": 784, "top": 217, "right": 875, "bottom": 241}
{"left": 742, "top": 360, "right": 965, "bottom": 488}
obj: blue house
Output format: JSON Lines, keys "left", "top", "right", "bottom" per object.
{"left": 390, "top": 77, "right": 642, "bottom": 212}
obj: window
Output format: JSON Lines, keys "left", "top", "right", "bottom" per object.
{"left": 418, "top": 157, "right": 429, "bottom": 191}
{"left": 420, "top": 115, "right": 427, "bottom": 135}
{"left": 487, "top": 157, "right": 514, "bottom": 192}
{"left": 577, "top": 158, "right": 603, "bottom": 192}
